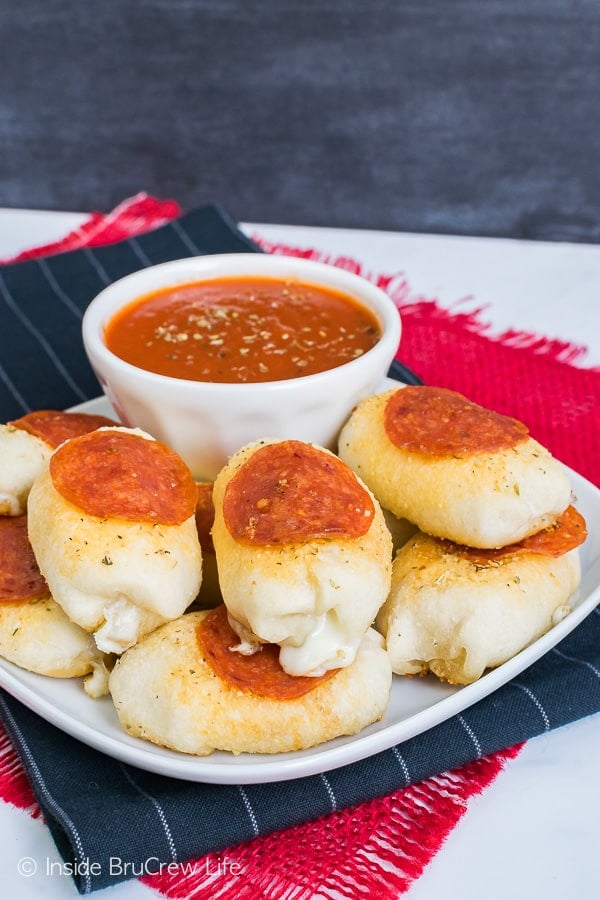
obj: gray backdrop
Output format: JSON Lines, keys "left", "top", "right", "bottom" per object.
{"left": 3, "top": 1, "right": 599, "bottom": 240}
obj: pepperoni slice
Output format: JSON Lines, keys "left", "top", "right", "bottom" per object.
{"left": 384, "top": 386, "right": 529, "bottom": 457}
{"left": 49, "top": 429, "right": 197, "bottom": 525}
{"left": 0, "top": 516, "right": 49, "bottom": 604}
{"left": 9, "top": 410, "right": 117, "bottom": 448}
{"left": 446, "top": 505, "right": 587, "bottom": 564}
{"left": 197, "top": 605, "right": 336, "bottom": 699}
{"left": 195, "top": 482, "right": 215, "bottom": 553}
{"left": 222, "top": 440, "right": 375, "bottom": 546}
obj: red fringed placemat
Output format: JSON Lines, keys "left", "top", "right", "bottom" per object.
{"left": 6, "top": 193, "right": 182, "bottom": 263}
{"left": 0, "top": 722, "right": 520, "bottom": 899}
{"left": 257, "top": 237, "right": 600, "bottom": 489}
{"left": 2, "top": 195, "right": 598, "bottom": 899}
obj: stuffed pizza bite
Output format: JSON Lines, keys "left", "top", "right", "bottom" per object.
{"left": 376, "top": 505, "right": 587, "bottom": 685}
{"left": 0, "top": 514, "right": 109, "bottom": 692}
{"left": 0, "top": 409, "right": 116, "bottom": 516}
{"left": 338, "top": 386, "right": 572, "bottom": 549}
{"left": 27, "top": 426, "right": 203, "bottom": 654}
{"left": 211, "top": 438, "right": 393, "bottom": 677}
{"left": 109, "top": 605, "right": 392, "bottom": 755}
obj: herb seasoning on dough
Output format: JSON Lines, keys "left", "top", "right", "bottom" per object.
{"left": 104, "top": 276, "right": 382, "bottom": 383}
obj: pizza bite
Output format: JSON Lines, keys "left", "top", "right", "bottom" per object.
{"left": 0, "top": 410, "right": 116, "bottom": 516}
{"left": 376, "top": 505, "right": 587, "bottom": 684}
{"left": 27, "top": 426, "right": 203, "bottom": 654}
{"left": 109, "top": 606, "right": 392, "bottom": 755}
{"left": 0, "top": 515, "right": 109, "bottom": 692}
{"left": 338, "top": 386, "right": 572, "bottom": 549}
{"left": 211, "top": 438, "right": 393, "bottom": 677}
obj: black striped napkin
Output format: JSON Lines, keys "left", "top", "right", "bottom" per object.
{"left": 0, "top": 205, "right": 598, "bottom": 893}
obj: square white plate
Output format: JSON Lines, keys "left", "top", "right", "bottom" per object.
{"left": 0, "top": 395, "right": 598, "bottom": 784}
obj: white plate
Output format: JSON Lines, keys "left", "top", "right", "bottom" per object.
{"left": 1, "top": 394, "right": 599, "bottom": 784}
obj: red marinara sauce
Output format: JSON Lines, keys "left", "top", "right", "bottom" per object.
{"left": 103, "top": 276, "right": 382, "bottom": 383}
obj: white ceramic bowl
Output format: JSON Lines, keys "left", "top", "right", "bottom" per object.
{"left": 82, "top": 253, "right": 401, "bottom": 480}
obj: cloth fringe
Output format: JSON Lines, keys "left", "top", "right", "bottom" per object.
{"left": 255, "top": 237, "right": 598, "bottom": 372}
{"left": 140, "top": 746, "right": 521, "bottom": 900}
{"left": 4, "top": 193, "right": 182, "bottom": 263}
{"left": 0, "top": 724, "right": 40, "bottom": 818}
{"left": 0, "top": 710, "right": 521, "bottom": 899}
{"left": 256, "top": 236, "right": 600, "bottom": 487}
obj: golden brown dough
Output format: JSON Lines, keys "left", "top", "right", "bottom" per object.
{"left": 376, "top": 531, "right": 581, "bottom": 684}
{"left": 0, "top": 424, "right": 51, "bottom": 516}
{"left": 109, "top": 611, "right": 392, "bottom": 755}
{"left": 27, "top": 427, "right": 203, "bottom": 654}
{"left": 211, "top": 438, "right": 393, "bottom": 676}
{"left": 0, "top": 411, "right": 117, "bottom": 516}
{"left": 0, "top": 595, "right": 110, "bottom": 693}
{"left": 338, "top": 388, "right": 572, "bottom": 548}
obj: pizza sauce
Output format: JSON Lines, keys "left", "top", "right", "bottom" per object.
{"left": 197, "top": 605, "right": 336, "bottom": 699}
{"left": 384, "top": 386, "right": 529, "bottom": 456}
{"left": 49, "top": 429, "right": 197, "bottom": 525}
{"left": 103, "top": 276, "right": 381, "bottom": 383}
{"left": 222, "top": 440, "right": 375, "bottom": 545}
{"left": 9, "top": 410, "right": 117, "bottom": 448}
{"left": 0, "top": 516, "right": 49, "bottom": 603}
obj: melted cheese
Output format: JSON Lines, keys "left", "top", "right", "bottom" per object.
{"left": 83, "top": 657, "right": 112, "bottom": 698}
{"left": 229, "top": 607, "right": 382, "bottom": 678}
{"left": 278, "top": 611, "right": 361, "bottom": 676}
{"left": 94, "top": 598, "right": 145, "bottom": 654}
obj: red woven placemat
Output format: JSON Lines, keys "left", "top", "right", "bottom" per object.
{"left": 5, "top": 193, "right": 182, "bottom": 263}
{"left": 2, "top": 195, "right": 598, "bottom": 899}
{"left": 257, "top": 237, "right": 600, "bottom": 489}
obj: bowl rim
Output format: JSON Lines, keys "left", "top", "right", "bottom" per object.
{"left": 82, "top": 253, "right": 402, "bottom": 393}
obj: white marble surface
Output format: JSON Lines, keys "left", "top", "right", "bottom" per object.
{"left": 1, "top": 208, "right": 598, "bottom": 900}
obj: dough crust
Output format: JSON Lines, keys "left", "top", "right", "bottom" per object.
{"left": 338, "top": 389, "right": 572, "bottom": 548}
{"left": 109, "top": 611, "right": 392, "bottom": 755}
{"left": 377, "top": 531, "right": 580, "bottom": 684}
